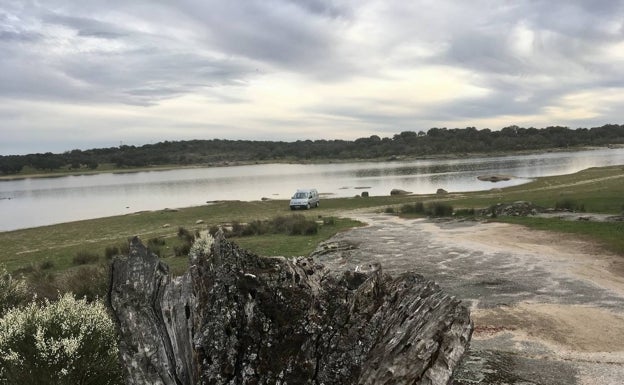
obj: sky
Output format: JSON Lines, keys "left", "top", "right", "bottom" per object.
{"left": 1, "top": 0, "right": 624, "bottom": 155}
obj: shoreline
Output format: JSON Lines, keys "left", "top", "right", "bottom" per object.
{"left": 1, "top": 144, "right": 619, "bottom": 181}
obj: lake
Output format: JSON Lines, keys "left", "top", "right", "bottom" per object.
{"left": 1, "top": 148, "right": 624, "bottom": 232}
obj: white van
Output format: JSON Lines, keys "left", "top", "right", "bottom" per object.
{"left": 289, "top": 189, "right": 320, "bottom": 210}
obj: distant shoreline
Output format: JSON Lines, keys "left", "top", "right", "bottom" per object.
{"left": 1, "top": 144, "right": 621, "bottom": 182}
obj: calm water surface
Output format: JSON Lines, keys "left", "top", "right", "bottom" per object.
{"left": 1, "top": 148, "right": 624, "bottom": 231}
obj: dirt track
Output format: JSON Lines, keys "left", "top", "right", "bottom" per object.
{"left": 313, "top": 214, "right": 624, "bottom": 385}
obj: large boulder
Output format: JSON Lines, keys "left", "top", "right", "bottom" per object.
{"left": 109, "top": 231, "right": 472, "bottom": 385}
{"left": 390, "top": 188, "right": 412, "bottom": 196}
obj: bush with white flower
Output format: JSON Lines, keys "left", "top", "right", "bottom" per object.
{"left": 0, "top": 293, "right": 123, "bottom": 385}
{"left": 0, "top": 265, "right": 29, "bottom": 317}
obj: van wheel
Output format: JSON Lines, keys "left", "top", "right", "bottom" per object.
{"left": 306, "top": 203, "right": 311, "bottom": 209}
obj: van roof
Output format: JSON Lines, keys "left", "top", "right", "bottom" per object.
{"left": 296, "top": 188, "right": 317, "bottom": 192}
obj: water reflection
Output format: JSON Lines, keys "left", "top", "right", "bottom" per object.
{"left": 1, "top": 148, "right": 624, "bottom": 231}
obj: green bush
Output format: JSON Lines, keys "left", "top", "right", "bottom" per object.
{"left": 322, "top": 216, "right": 336, "bottom": 226}
{"left": 26, "top": 268, "right": 58, "bottom": 302}
{"left": 401, "top": 202, "right": 425, "bottom": 214}
{"left": 39, "top": 260, "right": 54, "bottom": 270}
{"left": 384, "top": 207, "right": 395, "bottom": 214}
{"left": 224, "top": 215, "right": 320, "bottom": 237}
{"left": 454, "top": 208, "right": 476, "bottom": 216}
{"left": 0, "top": 294, "right": 123, "bottom": 385}
{"left": 555, "top": 199, "right": 585, "bottom": 212}
{"left": 173, "top": 243, "right": 192, "bottom": 257}
{"left": 208, "top": 225, "right": 220, "bottom": 236}
{"left": 426, "top": 202, "right": 454, "bottom": 217}
{"left": 72, "top": 250, "right": 100, "bottom": 266}
{"left": 104, "top": 240, "right": 131, "bottom": 260}
{"left": 177, "top": 227, "right": 195, "bottom": 243}
{"left": 62, "top": 266, "right": 108, "bottom": 302}
{"left": 147, "top": 237, "right": 165, "bottom": 257}
{"left": 290, "top": 220, "right": 318, "bottom": 235}
{"left": 104, "top": 245, "right": 120, "bottom": 260}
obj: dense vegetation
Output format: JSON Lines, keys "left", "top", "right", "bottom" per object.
{"left": 3, "top": 124, "right": 624, "bottom": 175}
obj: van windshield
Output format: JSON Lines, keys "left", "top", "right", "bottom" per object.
{"left": 294, "top": 192, "right": 307, "bottom": 199}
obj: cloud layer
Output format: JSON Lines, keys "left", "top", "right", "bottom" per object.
{"left": 2, "top": 0, "right": 624, "bottom": 154}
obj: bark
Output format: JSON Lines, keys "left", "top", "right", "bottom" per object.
{"left": 109, "top": 232, "right": 472, "bottom": 385}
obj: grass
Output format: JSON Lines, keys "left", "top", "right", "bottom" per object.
{"left": 1, "top": 164, "right": 623, "bottom": 276}
{"left": 494, "top": 216, "right": 624, "bottom": 255}
{"left": 443, "top": 165, "right": 624, "bottom": 214}
{"left": 234, "top": 217, "right": 363, "bottom": 257}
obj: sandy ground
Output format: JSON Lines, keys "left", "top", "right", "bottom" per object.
{"left": 313, "top": 214, "right": 624, "bottom": 385}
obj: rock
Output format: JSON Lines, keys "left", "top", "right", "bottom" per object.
{"left": 109, "top": 232, "right": 472, "bottom": 385}
{"left": 390, "top": 188, "right": 412, "bottom": 196}
{"left": 436, "top": 188, "right": 448, "bottom": 195}
{"left": 261, "top": 197, "right": 270, "bottom": 201}
{"left": 477, "top": 175, "right": 512, "bottom": 182}
{"left": 482, "top": 201, "right": 544, "bottom": 217}
{"left": 162, "top": 223, "right": 170, "bottom": 228}
{"left": 361, "top": 191, "right": 369, "bottom": 197}
{"left": 195, "top": 219, "right": 204, "bottom": 224}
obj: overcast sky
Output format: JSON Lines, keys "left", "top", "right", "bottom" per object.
{"left": 2, "top": 0, "right": 624, "bottom": 155}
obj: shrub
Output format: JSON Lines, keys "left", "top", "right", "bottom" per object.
{"left": 62, "top": 266, "right": 108, "bottom": 302}
{"left": 104, "top": 245, "right": 120, "bottom": 260}
{"left": 208, "top": 225, "right": 220, "bottom": 236}
{"left": 189, "top": 231, "right": 214, "bottom": 260}
{"left": 177, "top": 227, "right": 195, "bottom": 243}
{"left": 26, "top": 269, "right": 59, "bottom": 302}
{"left": 72, "top": 250, "right": 100, "bottom": 266}
{"left": 384, "top": 207, "right": 395, "bottom": 214}
{"left": 401, "top": 202, "right": 425, "bottom": 214}
{"left": 454, "top": 208, "right": 476, "bottom": 217}
{"left": 148, "top": 237, "right": 166, "bottom": 247}
{"left": 0, "top": 266, "right": 30, "bottom": 317}
{"left": 426, "top": 202, "right": 454, "bottom": 217}
{"left": 173, "top": 243, "right": 192, "bottom": 257}
{"left": 146, "top": 238, "right": 164, "bottom": 258}
{"left": 555, "top": 199, "right": 585, "bottom": 212}
{"left": 322, "top": 216, "right": 336, "bottom": 226}
{"left": 0, "top": 294, "right": 123, "bottom": 385}
{"left": 290, "top": 220, "right": 318, "bottom": 235}
{"left": 39, "top": 260, "right": 54, "bottom": 270}
{"left": 223, "top": 215, "right": 320, "bottom": 237}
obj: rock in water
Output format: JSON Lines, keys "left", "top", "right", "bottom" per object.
{"left": 109, "top": 231, "right": 472, "bottom": 385}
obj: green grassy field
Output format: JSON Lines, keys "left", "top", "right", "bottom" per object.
{"left": 1, "top": 165, "right": 623, "bottom": 277}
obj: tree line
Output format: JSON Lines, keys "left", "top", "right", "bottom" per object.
{"left": 2, "top": 124, "right": 624, "bottom": 175}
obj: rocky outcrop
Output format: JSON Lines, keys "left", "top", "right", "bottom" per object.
{"left": 109, "top": 231, "right": 472, "bottom": 385}
{"left": 482, "top": 201, "right": 544, "bottom": 217}
{"left": 477, "top": 174, "right": 512, "bottom": 182}
{"left": 390, "top": 188, "right": 412, "bottom": 195}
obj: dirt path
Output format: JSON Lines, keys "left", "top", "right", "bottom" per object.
{"left": 313, "top": 214, "right": 624, "bottom": 385}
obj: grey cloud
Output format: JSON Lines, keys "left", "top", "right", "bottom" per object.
{"left": 174, "top": 0, "right": 357, "bottom": 78}
{"left": 285, "top": 0, "right": 353, "bottom": 18}
{"left": 2, "top": 0, "right": 624, "bottom": 155}
{"left": 0, "top": 1, "right": 263, "bottom": 105}
{"left": 43, "top": 13, "right": 130, "bottom": 39}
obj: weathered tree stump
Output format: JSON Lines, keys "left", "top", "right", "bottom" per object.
{"left": 108, "top": 231, "right": 472, "bottom": 385}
